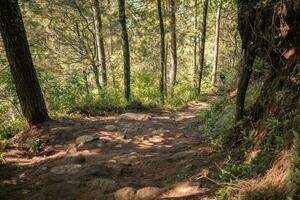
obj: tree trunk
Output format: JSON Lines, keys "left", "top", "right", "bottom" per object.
{"left": 193, "top": 0, "right": 198, "bottom": 92}
{"left": 198, "top": 0, "right": 209, "bottom": 95}
{"left": 83, "top": 70, "right": 90, "bottom": 97}
{"left": 157, "top": 0, "right": 166, "bottom": 104}
{"left": 211, "top": 0, "right": 222, "bottom": 85}
{"left": 0, "top": 0, "right": 49, "bottom": 125}
{"left": 91, "top": 0, "right": 107, "bottom": 88}
{"left": 107, "top": 0, "right": 116, "bottom": 87}
{"left": 168, "top": 0, "right": 177, "bottom": 98}
{"left": 118, "top": 0, "right": 131, "bottom": 101}
{"left": 236, "top": 47, "right": 255, "bottom": 121}
{"left": 92, "top": 61, "right": 103, "bottom": 94}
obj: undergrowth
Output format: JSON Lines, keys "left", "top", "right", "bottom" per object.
{"left": 197, "top": 85, "right": 299, "bottom": 199}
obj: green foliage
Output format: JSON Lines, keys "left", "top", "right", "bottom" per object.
{"left": 217, "top": 186, "right": 231, "bottom": 200}
{"left": 290, "top": 131, "right": 300, "bottom": 198}
{"left": 198, "top": 95, "right": 237, "bottom": 147}
{"left": 132, "top": 72, "right": 160, "bottom": 105}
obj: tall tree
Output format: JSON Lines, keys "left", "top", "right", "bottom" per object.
{"left": 193, "top": 0, "right": 199, "bottom": 92}
{"left": 198, "top": 0, "right": 209, "bottom": 95}
{"left": 107, "top": 0, "right": 116, "bottom": 87}
{"left": 0, "top": 0, "right": 49, "bottom": 125}
{"left": 73, "top": 2, "right": 103, "bottom": 95}
{"left": 91, "top": 0, "right": 107, "bottom": 88}
{"left": 168, "top": 0, "right": 177, "bottom": 98}
{"left": 118, "top": 0, "right": 131, "bottom": 101}
{"left": 158, "top": 0, "right": 166, "bottom": 104}
{"left": 211, "top": 0, "right": 222, "bottom": 84}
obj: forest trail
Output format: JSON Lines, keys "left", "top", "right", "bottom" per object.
{"left": 0, "top": 100, "right": 223, "bottom": 200}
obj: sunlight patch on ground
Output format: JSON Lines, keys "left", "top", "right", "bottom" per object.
{"left": 161, "top": 181, "right": 209, "bottom": 198}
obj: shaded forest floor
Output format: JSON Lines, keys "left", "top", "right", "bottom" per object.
{"left": 0, "top": 99, "right": 225, "bottom": 200}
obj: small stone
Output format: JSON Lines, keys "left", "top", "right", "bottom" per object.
{"left": 119, "top": 113, "right": 151, "bottom": 121}
{"left": 75, "top": 135, "right": 94, "bottom": 145}
{"left": 115, "top": 144, "right": 123, "bottom": 148}
{"left": 114, "top": 187, "right": 136, "bottom": 200}
{"left": 50, "top": 164, "right": 82, "bottom": 174}
{"left": 108, "top": 159, "right": 117, "bottom": 164}
{"left": 97, "top": 142, "right": 104, "bottom": 148}
{"left": 135, "top": 187, "right": 162, "bottom": 200}
{"left": 41, "top": 166, "right": 48, "bottom": 171}
{"left": 152, "top": 129, "right": 170, "bottom": 135}
{"left": 22, "top": 190, "right": 31, "bottom": 194}
{"left": 105, "top": 125, "right": 117, "bottom": 131}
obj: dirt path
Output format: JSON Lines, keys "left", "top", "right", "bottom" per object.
{"left": 0, "top": 100, "right": 223, "bottom": 200}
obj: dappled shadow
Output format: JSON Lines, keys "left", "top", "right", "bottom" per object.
{"left": 0, "top": 100, "right": 223, "bottom": 200}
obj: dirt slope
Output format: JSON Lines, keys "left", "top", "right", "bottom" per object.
{"left": 0, "top": 101, "right": 223, "bottom": 200}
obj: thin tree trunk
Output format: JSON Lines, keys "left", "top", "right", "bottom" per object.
{"left": 198, "top": 0, "right": 209, "bottom": 95}
{"left": 107, "top": 0, "right": 116, "bottom": 87}
{"left": 168, "top": 0, "right": 177, "bottom": 98}
{"left": 83, "top": 70, "right": 90, "bottom": 97}
{"left": 211, "top": 0, "right": 222, "bottom": 85}
{"left": 92, "top": 61, "right": 102, "bottom": 94}
{"left": 193, "top": 0, "right": 198, "bottom": 92}
{"left": 157, "top": 0, "right": 166, "bottom": 104}
{"left": 163, "top": 0, "right": 168, "bottom": 98}
{"left": 165, "top": 40, "right": 169, "bottom": 98}
{"left": 236, "top": 47, "right": 255, "bottom": 121}
{"left": 0, "top": 0, "right": 49, "bottom": 125}
{"left": 118, "top": 0, "right": 131, "bottom": 101}
{"left": 91, "top": 0, "right": 107, "bottom": 88}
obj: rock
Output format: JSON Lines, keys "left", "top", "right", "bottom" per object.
{"left": 114, "top": 187, "right": 136, "bottom": 200}
{"left": 108, "top": 159, "right": 117, "bottom": 164}
{"left": 21, "top": 190, "right": 31, "bottom": 194}
{"left": 77, "top": 140, "right": 103, "bottom": 151}
{"left": 122, "top": 123, "right": 139, "bottom": 134}
{"left": 152, "top": 129, "right": 170, "bottom": 135}
{"left": 105, "top": 125, "right": 118, "bottom": 131}
{"left": 115, "top": 144, "right": 123, "bottom": 148}
{"left": 135, "top": 187, "right": 162, "bottom": 200}
{"left": 75, "top": 135, "right": 95, "bottom": 145}
{"left": 50, "top": 164, "right": 82, "bottom": 174}
{"left": 90, "top": 178, "right": 118, "bottom": 193}
{"left": 119, "top": 113, "right": 151, "bottom": 121}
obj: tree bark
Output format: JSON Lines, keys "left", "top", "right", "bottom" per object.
{"left": 107, "top": 0, "right": 116, "bottom": 87}
{"left": 198, "top": 0, "right": 209, "bottom": 95}
{"left": 193, "top": 0, "right": 198, "bottom": 92}
{"left": 236, "top": 47, "right": 255, "bottom": 121}
{"left": 157, "top": 0, "right": 166, "bottom": 104}
{"left": 168, "top": 0, "right": 177, "bottom": 98}
{"left": 211, "top": 0, "right": 222, "bottom": 85}
{"left": 0, "top": 0, "right": 49, "bottom": 125}
{"left": 118, "top": 0, "right": 131, "bottom": 101}
{"left": 91, "top": 0, "right": 107, "bottom": 88}
{"left": 91, "top": 61, "right": 102, "bottom": 94}
{"left": 83, "top": 70, "right": 90, "bottom": 97}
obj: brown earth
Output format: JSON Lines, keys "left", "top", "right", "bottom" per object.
{"left": 0, "top": 100, "right": 224, "bottom": 200}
